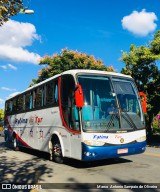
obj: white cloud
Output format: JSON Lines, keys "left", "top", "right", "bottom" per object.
{"left": 8, "top": 64, "right": 17, "bottom": 70}
{"left": 0, "top": 19, "right": 41, "bottom": 47}
{"left": 0, "top": 20, "right": 41, "bottom": 64}
{"left": 1, "top": 87, "right": 16, "bottom": 91}
{"left": 7, "top": 92, "right": 20, "bottom": 99}
{"left": 0, "top": 45, "right": 41, "bottom": 64}
{"left": 0, "top": 65, "right": 7, "bottom": 70}
{"left": 122, "top": 9, "right": 158, "bottom": 36}
{"left": 0, "top": 64, "right": 17, "bottom": 71}
{"left": 0, "top": 99, "right": 5, "bottom": 105}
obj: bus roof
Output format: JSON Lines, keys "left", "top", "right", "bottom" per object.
{"left": 6, "top": 69, "right": 132, "bottom": 101}
{"left": 62, "top": 69, "right": 131, "bottom": 78}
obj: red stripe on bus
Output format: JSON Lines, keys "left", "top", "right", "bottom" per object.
{"left": 6, "top": 117, "right": 32, "bottom": 148}
{"left": 58, "top": 77, "right": 80, "bottom": 134}
{"left": 16, "top": 133, "right": 32, "bottom": 148}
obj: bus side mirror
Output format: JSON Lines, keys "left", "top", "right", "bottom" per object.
{"left": 139, "top": 92, "right": 147, "bottom": 113}
{"left": 75, "top": 84, "right": 84, "bottom": 108}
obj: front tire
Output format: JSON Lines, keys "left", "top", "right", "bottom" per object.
{"left": 53, "top": 141, "right": 64, "bottom": 164}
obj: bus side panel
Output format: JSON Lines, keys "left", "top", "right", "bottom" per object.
{"left": 5, "top": 107, "right": 64, "bottom": 151}
{"left": 5, "top": 107, "right": 82, "bottom": 159}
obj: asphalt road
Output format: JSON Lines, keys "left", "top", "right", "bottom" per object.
{"left": 0, "top": 136, "right": 160, "bottom": 192}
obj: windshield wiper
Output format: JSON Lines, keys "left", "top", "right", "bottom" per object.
{"left": 120, "top": 109, "right": 138, "bottom": 130}
{"left": 106, "top": 114, "right": 119, "bottom": 131}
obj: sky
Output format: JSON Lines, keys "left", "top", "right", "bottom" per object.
{"left": 0, "top": 0, "right": 160, "bottom": 109}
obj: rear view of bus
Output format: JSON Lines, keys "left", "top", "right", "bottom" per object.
{"left": 75, "top": 72, "right": 146, "bottom": 161}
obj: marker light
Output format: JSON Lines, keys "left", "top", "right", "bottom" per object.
{"left": 84, "top": 152, "right": 97, "bottom": 157}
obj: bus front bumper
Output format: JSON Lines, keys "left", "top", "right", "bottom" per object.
{"left": 82, "top": 141, "right": 146, "bottom": 161}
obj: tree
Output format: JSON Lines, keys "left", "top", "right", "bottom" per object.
{"left": 31, "top": 48, "right": 115, "bottom": 84}
{"left": 0, "top": 0, "right": 23, "bottom": 26}
{"left": 0, "top": 109, "right": 4, "bottom": 121}
{"left": 121, "top": 30, "right": 160, "bottom": 138}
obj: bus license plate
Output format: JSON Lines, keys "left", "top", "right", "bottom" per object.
{"left": 117, "top": 148, "right": 128, "bottom": 154}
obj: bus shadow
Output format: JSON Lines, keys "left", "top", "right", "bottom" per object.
{"left": 18, "top": 146, "right": 132, "bottom": 169}
{"left": 64, "top": 157, "right": 132, "bottom": 169}
{"left": 3, "top": 141, "right": 132, "bottom": 169}
{"left": 0, "top": 153, "right": 53, "bottom": 192}
{"left": 3, "top": 141, "right": 50, "bottom": 160}
{"left": 19, "top": 147, "right": 50, "bottom": 161}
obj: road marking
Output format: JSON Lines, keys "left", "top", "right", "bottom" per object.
{"left": 144, "top": 152, "right": 160, "bottom": 157}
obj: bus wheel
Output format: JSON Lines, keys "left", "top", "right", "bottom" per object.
{"left": 53, "top": 141, "right": 63, "bottom": 164}
{"left": 13, "top": 137, "right": 19, "bottom": 151}
{"left": 4, "top": 133, "right": 8, "bottom": 142}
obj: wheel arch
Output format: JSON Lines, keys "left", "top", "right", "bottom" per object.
{"left": 49, "top": 132, "right": 65, "bottom": 157}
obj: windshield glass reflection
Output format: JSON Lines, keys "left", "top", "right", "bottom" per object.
{"left": 77, "top": 75, "right": 144, "bottom": 132}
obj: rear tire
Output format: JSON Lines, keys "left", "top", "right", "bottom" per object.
{"left": 12, "top": 136, "right": 19, "bottom": 151}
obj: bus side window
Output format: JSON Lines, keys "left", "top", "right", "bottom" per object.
{"left": 12, "top": 98, "right": 17, "bottom": 113}
{"left": 33, "top": 90, "right": 36, "bottom": 109}
{"left": 25, "top": 91, "right": 33, "bottom": 111}
{"left": 42, "top": 87, "right": 45, "bottom": 106}
{"left": 17, "top": 96, "right": 23, "bottom": 112}
{"left": 29, "top": 92, "right": 33, "bottom": 109}
{"left": 54, "top": 81, "right": 58, "bottom": 104}
{"left": 46, "top": 81, "right": 54, "bottom": 106}
{"left": 9, "top": 101, "right": 13, "bottom": 113}
{"left": 6, "top": 102, "right": 10, "bottom": 114}
{"left": 36, "top": 87, "right": 44, "bottom": 108}
{"left": 25, "top": 92, "right": 30, "bottom": 110}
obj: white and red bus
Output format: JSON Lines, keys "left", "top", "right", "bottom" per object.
{"left": 4, "top": 70, "right": 146, "bottom": 163}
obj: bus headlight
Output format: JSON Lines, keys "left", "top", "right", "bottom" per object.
{"left": 84, "top": 140, "right": 105, "bottom": 146}
{"left": 136, "top": 136, "right": 146, "bottom": 142}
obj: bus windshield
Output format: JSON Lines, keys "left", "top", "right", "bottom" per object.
{"left": 78, "top": 75, "right": 144, "bottom": 132}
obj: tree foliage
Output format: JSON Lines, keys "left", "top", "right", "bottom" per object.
{"left": 32, "top": 48, "right": 115, "bottom": 84}
{"left": 121, "top": 30, "right": 160, "bottom": 135}
{"left": 0, "top": 109, "right": 4, "bottom": 121}
{"left": 0, "top": 0, "right": 23, "bottom": 26}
